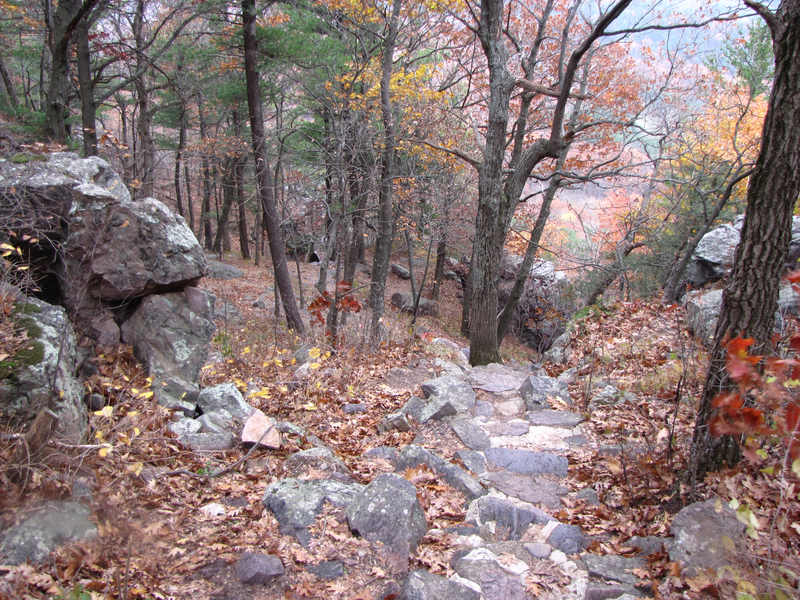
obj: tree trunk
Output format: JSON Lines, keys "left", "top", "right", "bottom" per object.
{"left": 75, "top": 16, "right": 97, "bottom": 156}
{"left": 0, "top": 53, "right": 20, "bottom": 109}
{"left": 214, "top": 156, "right": 237, "bottom": 253}
{"left": 691, "top": 0, "right": 800, "bottom": 483}
{"left": 368, "top": 0, "right": 402, "bottom": 344}
{"left": 175, "top": 103, "right": 186, "bottom": 218}
{"left": 242, "top": 0, "right": 304, "bottom": 334}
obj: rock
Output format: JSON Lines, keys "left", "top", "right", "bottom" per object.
{"left": 262, "top": 478, "right": 364, "bottom": 546}
{"left": 480, "top": 472, "right": 568, "bottom": 510}
{"left": 418, "top": 396, "right": 459, "bottom": 423}
{"left": 428, "top": 338, "right": 470, "bottom": 369}
{"left": 0, "top": 296, "right": 86, "bottom": 442}
{"left": 544, "top": 332, "right": 572, "bottom": 364}
{"left": 86, "top": 313, "right": 120, "bottom": 346}
{"left": 547, "top": 523, "right": 587, "bottom": 554}
{"left": 182, "top": 432, "right": 235, "bottom": 452}
{"left": 473, "top": 400, "right": 494, "bottom": 418}
{"left": 576, "top": 488, "right": 601, "bottom": 506}
{"left": 669, "top": 498, "right": 743, "bottom": 574}
{"left": 307, "top": 560, "right": 344, "bottom": 580}
{"left": 454, "top": 450, "right": 486, "bottom": 474}
{"left": 380, "top": 411, "right": 412, "bottom": 432}
{"left": 399, "top": 569, "right": 480, "bottom": 600}
{"left": 364, "top": 446, "right": 400, "bottom": 464}
{"left": 465, "top": 496, "right": 542, "bottom": 541}
{"left": 420, "top": 375, "right": 476, "bottom": 412}
{"left": 167, "top": 418, "right": 202, "bottom": 437}
{"left": 152, "top": 376, "right": 199, "bottom": 415}
{"left": 485, "top": 419, "right": 530, "bottom": 436}
{"left": 626, "top": 535, "right": 669, "bottom": 556}
{"left": 484, "top": 448, "right": 568, "bottom": 477}
{"left": 519, "top": 376, "right": 572, "bottom": 410}
{"left": 197, "top": 409, "right": 236, "bottom": 435}
{"left": 121, "top": 287, "right": 215, "bottom": 384}
{"left": 391, "top": 292, "right": 439, "bottom": 317}
{"left": 526, "top": 410, "right": 584, "bottom": 428}
{"left": 195, "top": 382, "right": 253, "bottom": 420}
{"left": 283, "top": 447, "right": 354, "bottom": 482}
{"left": 525, "top": 542, "right": 552, "bottom": 559}
{"left": 343, "top": 403, "right": 367, "bottom": 414}
{"left": 400, "top": 396, "right": 426, "bottom": 422}
{"left": 589, "top": 385, "right": 636, "bottom": 411}
{"left": 468, "top": 363, "right": 528, "bottom": 392}
{"left": 450, "top": 419, "right": 490, "bottom": 451}
{"left": 396, "top": 445, "right": 486, "bottom": 501}
{"left": 206, "top": 260, "right": 245, "bottom": 280}
{"left": 347, "top": 473, "right": 428, "bottom": 573}
{"left": 241, "top": 408, "right": 281, "bottom": 449}
{"left": 235, "top": 551, "right": 284, "bottom": 584}
{"left": 582, "top": 554, "right": 646, "bottom": 586}
{"left": 0, "top": 501, "right": 97, "bottom": 565}
{"left": 477, "top": 568, "right": 529, "bottom": 599}
{"left": 61, "top": 191, "right": 206, "bottom": 318}
{"left": 391, "top": 263, "right": 412, "bottom": 279}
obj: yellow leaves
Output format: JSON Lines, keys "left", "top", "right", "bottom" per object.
{"left": 308, "top": 347, "right": 322, "bottom": 359}
{"left": 95, "top": 405, "right": 114, "bottom": 418}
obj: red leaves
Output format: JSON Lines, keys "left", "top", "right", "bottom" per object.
{"left": 308, "top": 282, "right": 363, "bottom": 327}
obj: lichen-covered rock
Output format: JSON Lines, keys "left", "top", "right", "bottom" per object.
{"left": 0, "top": 294, "right": 85, "bottom": 442}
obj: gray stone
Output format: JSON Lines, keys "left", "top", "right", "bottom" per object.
{"left": 582, "top": 554, "right": 646, "bottom": 586}
{"left": 284, "top": 447, "right": 353, "bottom": 482}
{"left": 469, "top": 364, "right": 528, "bottom": 392}
{"left": 182, "top": 432, "right": 235, "bottom": 452}
{"left": 168, "top": 418, "right": 202, "bottom": 437}
{"left": 196, "top": 383, "right": 253, "bottom": 420}
{"left": 0, "top": 296, "right": 86, "bottom": 442}
{"left": 307, "top": 560, "right": 344, "bottom": 580}
{"left": 206, "top": 260, "right": 245, "bottom": 280}
{"left": 263, "top": 478, "right": 364, "bottom": 546}
{"left": 478, "top": 568, "right": 528, "bottom": 600}
{"left": 61, "top": 193, "right": 206, "bottom": 317}
{"left": 576, "top": 488, "right": 601, "bottom": 506}
{"left": 589, "top": 385, "right": 635, "bottom": 411}
{"left": 464, "top": 496, "right": 539, "bottom": 541}
{"left": 627, "top": 535, "right": 669, "bottom": 556}
{"left": 526, "top": 410, "right": 584, "bottom": 428}
{"left": 121, "top": 287, "right": 215, "bottom": 384}
{"left": 391, "top": 263, "right": 412, "bottom": 279}
{"left": 343, "top": 403, "right": 367, "bottom": 414}
{"left": 480, "top": 472, "right": 567, "bottom": 510}
{"left": 276, "top": 420, "right": 306, "bottom": 437}
{"left": 420, "top": 375, "right": 476, "bottom": 412}
{"left": 364, "top": 446, "right": 400, "bottom": 463}
{"left": 585, "top": 584, "right": 643, "bottom": 600}
{"left": 347, "top": 473, "right": 428, "bottom": 573}
{"left": 473, "top": 400, "right": 494, "bottom": 418}
{"left": 399, "top": 570, "right": 480, "bottom": 600}
{"left": 454, "top": 450, "right": 486, "bottom": 474}
{"left": 213, "top": 299, "right": 242, "bottom": 324}
{"left": 450, "top": 419, "right": 490, "bottom": 451}
{"left": 484, "top": 447, "right": 568, "bottom": 477}
{"left": 197, "top": 409, "right": 236, "bottom": 435}
{"left": 381, "top": 411, "right": 412, "bottom": 432}
{"left": 669, "top": 499, "right": 743, "bottom": 574}
{"left": 152, "top": 376, "right": 199, "bottom": 415}
{"left": 524, "top": 542, "right": 552, "bottom": 559}
{"left": 486, "top": 420, "right": 530, "bottom": 436}
{"left": 0, "top": 501, "right": 97, "bottom": 565}
{"left": 396, "top": 445, "right": 486, "bottom": 501}
{"left": 401, "top": 396, "right": 427, "bottom": 422}
{"left": 235, "top": 551, "right": 284, "bottom": 584}
{"left": 86, "top": 313, "right": 120, "bottom": 346}
{"left": 419, "top": 396, "right": 458, "bottom": 423}
{"left": 548, "top": 523, "right": 587, "bottom": 554}
{"left": 519, "top": 376, "right": 572, "bottom": 410}
{"left": 391, "top": 292, "right": 439, "bottom": 317}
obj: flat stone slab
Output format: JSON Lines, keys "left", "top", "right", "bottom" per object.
{"left": 397, "top": 445, "right": 486, "bottom": 501}
{"left": 485, "top": 419, "right": 530, "bottom": 436}
{"left": 485, "top": 448, "right": 568, "bottom": 477}
{"left": 582, "top": 554, "right": 646, "bottom": 586}
{"left": 526, "top": 410, "right": 584, "bottom": 428}
{"left": 481, "top": 472, "right": 568, "bottom": 510}
{"left": 489, "top": 427, "right": 574, "bottom": 451}
{"left": 469, "top": 364, "right": 528, "bottom": 392}
{"left": 451, "top": 419, "right": 491, "bottom": 451}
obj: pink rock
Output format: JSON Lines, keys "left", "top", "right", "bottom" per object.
{"left": 241, "top": 409, "right": 281, "bottom": 449}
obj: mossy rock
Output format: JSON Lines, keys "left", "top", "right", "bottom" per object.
{"left": 17, "top": 303, "right": 42, "bottom": 315}
{"left": 14, "top": 316, "right": 42, "bottom": 340}
{"left": 10, "top": 152, "right": 48, "bottom": 164}
{"left": 0, "top": 340, "right": 45, "bottom": 380}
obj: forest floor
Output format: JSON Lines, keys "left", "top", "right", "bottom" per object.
{"left": 1, "top": 255, "right": 799, "bottom": 599}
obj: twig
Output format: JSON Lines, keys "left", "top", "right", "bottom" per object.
{"left": 667, "top": 375, "right": 683, "bottom": 463}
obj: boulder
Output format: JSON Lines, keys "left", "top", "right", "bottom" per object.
{"left": 391, "top": 263, "right": 412, "bottom": 279}
{"left": 0, "top": 294, "right": 85, "bottom": 442}
{"left": 195, "top": 382, "right": 252, "bottom": 420}
{"left": 420, "top": 375, "right": 476, "bottom": 412}
{"left": 669, "top": 498, "right": 744, "bottom": 575}
{"left": 396, "top": 445, "right": 486, "bottom": 501}
{"left": 206, "top": 260, "right": 245, "bottom": 280}
{"left": 391, "top": 292, "right": 439, "bottom": 317}
{"left": 61, "top": 190, "right": 207, "bottom": 317}
{"left": 0, "top": 501, "right": 97, "bottom": 565}
{"left": 235, "top": 551, "right": 284, "bottom": 584}
{"left": 399, "top": 570, "right": 480, "bottom": 600}
{"left": 519, "top": 376, "right": 572, "bottom": 410}
{"left": 121, "top": 287, "right": 215, "bottom": 384}
{"left": 262, "top": 478, "right": 364, "bottom": 546}
{"left": 241, "top": 409, "right": 281, "bottom": 449}
{"left": 283, "top": 447, "right": 354, "bottom": 482}
{"left": 346, "top": 473, "right": 428, "bottom": 573}
{"left": 484, "top": 448, "right": 568, "bottom": 478}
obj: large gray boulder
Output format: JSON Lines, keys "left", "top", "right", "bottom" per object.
{"left": 346, "top": 473, "right": 428, "bottom": 573}
{"left": 0, "top": 292, "right": 85, "bottom": 443}
{"left": 61, "top": 188, "right": 207, "bottom": 317}
{"left": 0, "top": 501, "right": 97, "bottom": 565}
{"left": 391, "top": 292, "right": 439, "bottom": 317}
{"left": 669, "top": 498, "right": 744, "bottom": 575}
{"left": 400, "top": 570, "right": 480, "bottom": 600}
{"left": 121, "top": 287, "right": 215, "bottom": 384}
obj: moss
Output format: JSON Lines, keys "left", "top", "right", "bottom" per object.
{"left": 18, "top": 303, "right": 42, "bottom": 315}
{"left": 10, "top": 152, "right": 47, "bottom": 164}
{"left": 1, "top": 305, "right": 47, "bottom": 381}
{"left": 15, "top": 316, "right": 42, "bottom": 340}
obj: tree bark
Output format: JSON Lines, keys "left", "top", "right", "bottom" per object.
{"left": 75, "top": 16, "right": 97, "bottom": 156}
{"left": 691, "top": 0, "right": 800, "bottom": 483}
{"left": 0, "top": 53, "right": 20, "bottom": 109}
{"left": 242, "top": 0, "right": 304, "bottom": 333}
{"left": 368, "top": 0, "right": 402, "bottom": 344}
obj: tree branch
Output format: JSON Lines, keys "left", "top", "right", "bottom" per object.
{"left": 514, "top": 78, "right": 589, "bottom": 99}
{"left": 412, "top": 139, "right": 481, "bottom": 169}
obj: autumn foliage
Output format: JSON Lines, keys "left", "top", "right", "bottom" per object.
{"left": 709, "top": 272, "right": 800, "bottom": 464}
